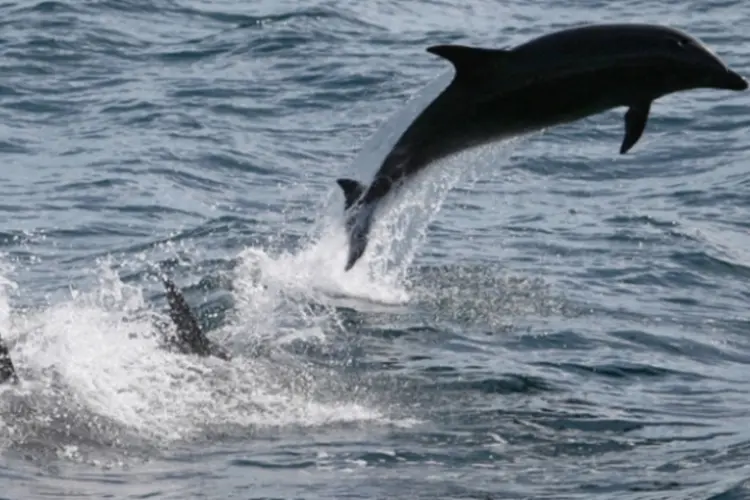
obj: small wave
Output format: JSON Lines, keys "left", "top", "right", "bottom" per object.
{"left": 533, "top": 360, "right": 702, "bottom": 381}
{"left": 706, "top": 478, "right": 750, "bottom": 500}
{"left": 429, "top": 374, "right": 556, "bottom": 395}
{"left": 186, "top": 6, "right": 384, "bottom": 33}
{"left": 11, "top": 0, "right": 77, "bottom": 14}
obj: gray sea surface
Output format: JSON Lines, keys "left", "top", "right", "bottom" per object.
{"left": 1, "top": 0, "right": 750, "bottom": 498}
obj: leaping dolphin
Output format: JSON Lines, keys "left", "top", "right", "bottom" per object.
{"left": 336, "top": 23, "right": 748, "bottom": 271}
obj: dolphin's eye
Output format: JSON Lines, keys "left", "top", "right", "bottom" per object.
{"left": 675, "top": 38, "right": 689, "bottom": 47}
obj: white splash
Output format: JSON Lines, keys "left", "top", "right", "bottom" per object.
{"left": 0, "top": 255, "right": 407, "bottom": 453}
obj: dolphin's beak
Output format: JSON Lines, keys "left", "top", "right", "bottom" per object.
{"left": 715, "top": 68, "right": 748, "bottom": 91}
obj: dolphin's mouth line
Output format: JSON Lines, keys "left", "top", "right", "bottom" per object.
{"left": 716, "top": 69, "right": 749, "bottom": 91}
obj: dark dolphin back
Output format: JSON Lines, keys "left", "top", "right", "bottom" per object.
{"left": 510, "top": 24, "right": 696, "bottom": 63}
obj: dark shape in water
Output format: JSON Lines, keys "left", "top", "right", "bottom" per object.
{"left": 0, "top": 334, "right": 17, "bottom": 385}
{"left": 161, "top": 276, "right": 231, "bottom": 361}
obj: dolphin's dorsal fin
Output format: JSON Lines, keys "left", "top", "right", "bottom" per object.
{"left": 161, "top": 276, "right": 231, "bottom": 361}
{"left": 336, "top": 178, "right": 366, "bottom": 210}
{"left": 426, "top": 44, "right": 510, "bottom": 83}
{"left": 162, "top": 276, "right": 210, "bottom": 357}
{"left": 620, "top": 100, "right": 652, "bottom": 154}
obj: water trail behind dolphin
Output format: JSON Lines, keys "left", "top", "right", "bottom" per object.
{"left": 235, "top": 71, "right": 525, "bottom": 306}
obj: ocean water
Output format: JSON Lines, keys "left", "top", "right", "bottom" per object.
{"left": 1, "top": 0, "right": 750, "bottom": 498}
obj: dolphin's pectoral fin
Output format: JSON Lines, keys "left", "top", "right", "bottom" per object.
{"left": 620, "top": 101, "right": 652, "bottom": 154}
{"left": 426, "top": 44, "right": 510, "bottom": 83}
{"left": 0, "top": 334, "right": 18, "bottom": 385}
{"left": 336, "top": 178, "right": 366, "bottom": 210}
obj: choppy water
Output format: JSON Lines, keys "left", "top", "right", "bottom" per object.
{"left": 1, "top": 0, "right": 750, "bottom": 498}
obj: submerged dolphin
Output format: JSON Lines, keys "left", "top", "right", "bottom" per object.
{"left": 0, "top": 277, "right": 229, "bottom": 385}
{"left": 336, "top": 23, "right": 748, "bottom": 271}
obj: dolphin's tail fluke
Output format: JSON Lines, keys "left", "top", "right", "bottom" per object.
{"left": 336, "top": 178, "right": 366, "bottom": 210}
{"left": 336, "top": 178, "right": 375, "bottom": 271}
{"left": 161, "top": 276, "right": 230, "bottom": 361}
